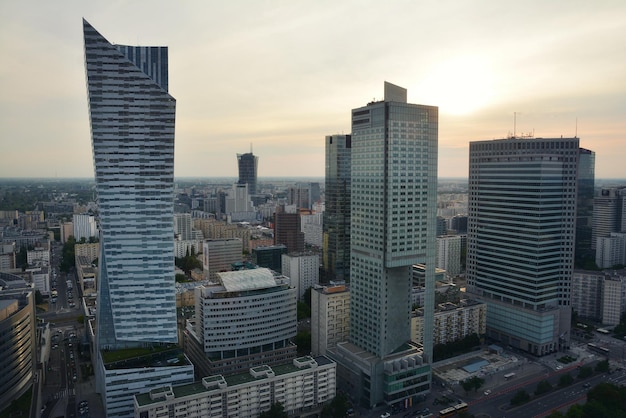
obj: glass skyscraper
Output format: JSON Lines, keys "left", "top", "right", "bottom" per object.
{"left": 84, "top": 20, "right": 193, "bottom": 417}
{"left": 331, "top": 82, "right": 437, "bottom": 408}
{"left": 84, "top": 19, "right": 177, "bottom": 350}
{"left": 323, "top": 134, "right": 351, "bottom": 282}
{"left": 467, "top": 137, "right": 582, "bottom": 355}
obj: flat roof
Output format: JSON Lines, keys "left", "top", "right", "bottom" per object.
{"left": 218, "top": 268, "right": 276, "bottom": 292}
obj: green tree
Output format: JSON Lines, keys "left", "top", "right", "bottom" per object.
{"left": 558, "top": 373, "right": 574, "bottom": 387}
{"left": 259, "top": 402, "right": 288, "bottom": 418}
{"left": 461, "top": 376, "right": 485, "bottom": 393}
{"left": 321, "top": 393, "right": 351, "bottom": 418}
{"left": 535, "top": 380, "right": 552, "bottom": 396}
{"left": 60, "top": 236, "right": 77, "bottom": 272}
{"left": 297, "top": 301, "right": 311, "bottom": 320}
{"left": 595, "top": 359, "right": 609, "bottom": 373}
{"left": 293, "top": 331, "right": 311, "bottom": 355}
{"left": 577, "top": 366, "right": 593, "bottom": 379}
{"left": 510, "top": 389, "right": 530, "bottom": 406}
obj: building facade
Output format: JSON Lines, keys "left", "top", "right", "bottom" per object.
{"left": 467, "top": 137, "right": 582, "bottom": 356}
{"left": 592, "top": 187, "right": 626, "bottom": 249}
{"left": 311, "top": 284, "right": 350, "bottom": 356}
{"left": 134, "top": 356, "right": 336, "bottom": 418}
{"left": 331, "top": 82, "right": 437, "bottom": 408}
{"left": 237, "top": 152, "right": 259, "bottom": 195}
{"left": 73, "top": 213, "right": 98, "bottom": 241}
{"left": 323, "top": 134, "right": 352, "bottom": 282}
{"left": 273, "top": 209, "right": 305, "bottom": 253}
{"left": 0, "top": 272, "right": 36, "bottom": 412}
{"left": 595, "top": 232, "right": 626, "bottom": 269}
{"left": 185, "top": 268, "right": 297, "bottom": 378}
{"left": 84, "top": 20, "right": 191, "bottom": 417}
{"left": 436, "top": 235, "right": 462, "bottom": 278}
{"left": 202, "top": 238, "right": 242, "bottom": 280}
{"left": 412, "top": 300, "right": 487, "bottom": 345}
{"left": 281, "top": 252, "right": 320, "bottom": 300}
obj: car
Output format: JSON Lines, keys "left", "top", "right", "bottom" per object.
{"left": 381, "top": 413, "right": 391, "bottom": 418}
{"left": 556, "top": 365, "right": 563, "bottom": 370}
{"left": 484, "top": 389, "right": 491, "bottom": 395}
{"left": 583, "top": 383, "right": 591, "bottom": 388}
{"left": 79, "top": 401, "right": 88, "bottom": 408}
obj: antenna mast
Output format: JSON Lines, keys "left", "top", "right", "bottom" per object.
{"left": 514, "top": 112, "right": 517, "bottom": 138}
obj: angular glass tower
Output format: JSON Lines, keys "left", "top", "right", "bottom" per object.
{"left": 467, "top": 137, "right": 581, "bottom": 355}
{"left": 331, "top": 82, "right": 437, "bottom": 409}
{"left": 84, "top": 19, "right": 177, "bottom": 350}
{"left": 323, "top": 134, "right": 351, "bottom": 282}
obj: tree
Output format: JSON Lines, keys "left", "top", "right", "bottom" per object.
{"left": 510, "top": 389, "right": 530, "bottom": 406}
{"left": 293, "top": 331, "right": 311, "bottom": 355}
{"left": 321, "top": 393, "right": 351, "bottom": 418}
{"left": 35, "top": 290, "right": 43, "bottom": 305}
{"left": 297, "top": 302, "right": 311, "bottom": 320}
{"left": 577, "top": 366, "right": 593, "bottom": 379}
{"left": 535, "top": 380, "right": 552, "bottom": 396}
{"left": 259, "top": 402, "right": 288, "bottom": 418}
{"left": 595, "top": 359, "right": 609, "bottom": 373}
{"left": 558, "top": 373, "right": 574, "bottom": 387}
{"left": 461, "top": 376, "right": 484, "bottom": 394}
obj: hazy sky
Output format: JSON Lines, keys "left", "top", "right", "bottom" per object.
{"left": 1, "top": 1, "right": 625, "bottom": 179}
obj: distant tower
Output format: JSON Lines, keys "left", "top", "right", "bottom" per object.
{"left": 323, "top": 134, "right": 351, "bottom": 282}
{"left": 237, "top": 150, "right": 259, "bottom": 195}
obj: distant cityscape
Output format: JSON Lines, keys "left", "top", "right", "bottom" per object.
{"left": 1, "top": 18, "right": 626, "bottom": 418}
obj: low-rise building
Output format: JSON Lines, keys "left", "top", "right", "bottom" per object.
{"left": 134, "top": 356, "right": 336, "bottom": 418}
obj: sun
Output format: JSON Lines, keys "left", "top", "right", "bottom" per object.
{"left": 416, "top": 55, "right": 495, "bottom": 116}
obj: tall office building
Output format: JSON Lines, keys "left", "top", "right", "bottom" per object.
{"left": 274, "top": 208, "right": 305, "bottom": 253}
{"left": 331, "top": 82, "right": 437, "bottom": 408}
{"left": 467, "top": 137, "right": 582, "bottom": 355}
{"left": 237, "top": 151, "right": 259, "bottom": 195}
{"left": 323, "top": 134, "right": 352, "bottom": 282}
{"left": 84, "top": 20, "right": 193, "bottom": 416}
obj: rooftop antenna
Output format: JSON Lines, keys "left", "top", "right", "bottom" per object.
{"left": 575, "top": 117, "right": 578, "bottom": 138}
{"left": 250, "top": 143, "right": 253, "bottom": 154}
{"left": 514, "top": 112, "right": 517, "bottom": 138}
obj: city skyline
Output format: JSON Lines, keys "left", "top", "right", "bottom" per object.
{"left": 1, "top": 1, "right": 625, "bottom": 179}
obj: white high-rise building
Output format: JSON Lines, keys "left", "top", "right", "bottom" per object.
{"left": 436, "top": 235, "right": 462, "bottom": 278}
{"left": 202, "top": 238, "right": 242, "bottom": 279}
{"left": 174, "top": 213, "right": 193, "bottom": 241}
{"left": 331, "top": 82, "right": 437, "bottom": 408}
{"left": 281, "top": 252, "right": 320, "bottom": 300}
{"left": 84, "top": 20, "right": 193, "bottom": 417}
{"left": 73, "top": 213, "right": 98, "bottom": 241}
{"left": 595, "top": 232, "right": 626, "bottom": 269}
{"left": 311, "top": 284, "right": 350, "bottom": 356}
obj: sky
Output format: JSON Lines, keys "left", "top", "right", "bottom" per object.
{"left": 1, "top": 1, "right": 625, "bottom": 179}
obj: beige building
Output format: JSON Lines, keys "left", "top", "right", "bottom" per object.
{"left": 412, "top": 299, "right": 487, "bottom": 345}
{"left": 194, "top": 219, "right": 253, "bottom": 252}
{"left": 202, "top": 238, "right": 242, "bottom": 280}
{"left": 75, "top": 243, "right": 100, "bottom": 263}
{"left": 133, "top": 356, "right": 336, "bottom": 418}
{"left": 311, "top": 284, "right": 350, "bottom": 356}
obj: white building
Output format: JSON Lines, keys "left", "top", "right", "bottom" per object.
{"left": 601, "top": 273, "right": 626, "bottom": 326}
{"left": 596, "top": 232, "right": 626, "bottom": 269}
{"left": 27, "top": 245, "right": 50, "bottom": 266}
{"left": 412, "top": 300, "right": 487, "bottom": 345}
{"left": 436, "top": 235, "right": 461, "bottom": 278}
{"left": 73, "top": 213, "right": 98, "bottom": 241}
{"left": 174, "top": 213, "right": 193, "bottom": 241}
{"left": 301, "top": 212, "right": 323, "bottom": 247}
{"left": 133, "top": 356, "right": 336, "bottom": 418}
{"left": 311, "top": 284, "right": 350, "bottom": 356}
{"left": 282, "top": 252, "right": 320, "bottom": 300}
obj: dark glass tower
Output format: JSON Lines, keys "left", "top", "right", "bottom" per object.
{"left": 323, "top": 134, "right": 351, "bottom": 282}
{"left": 237, "top": 152, "right": 259, "bottom": 195}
